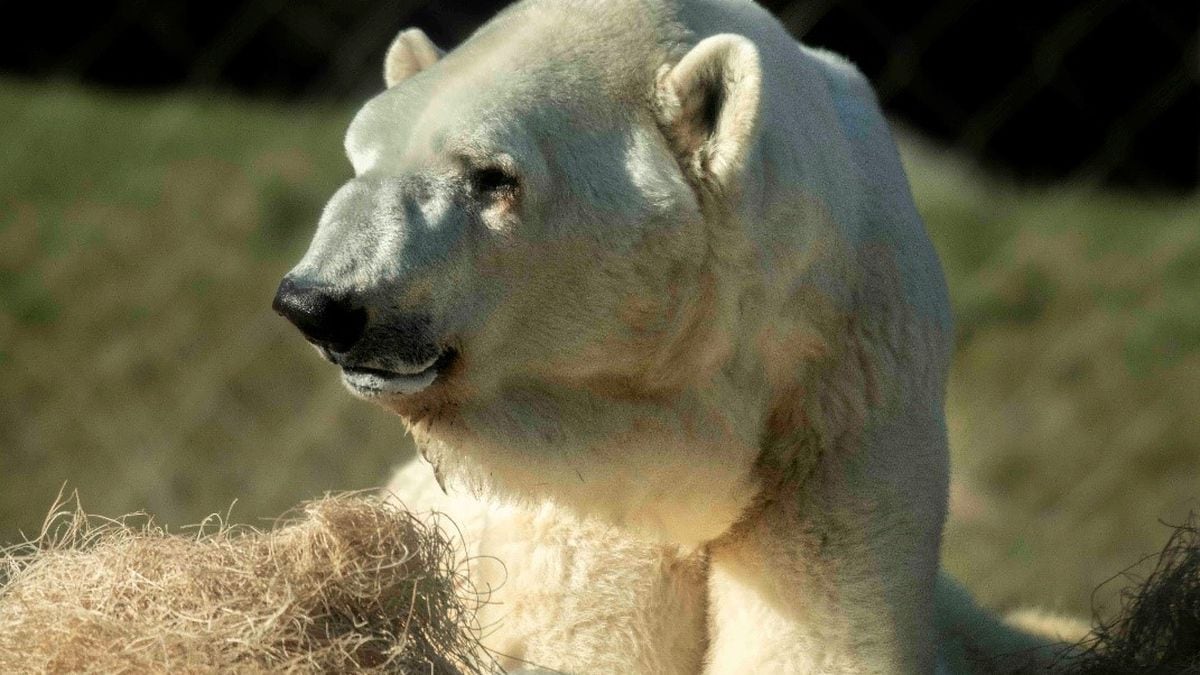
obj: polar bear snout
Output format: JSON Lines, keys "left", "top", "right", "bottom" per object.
{"left": 274, "top": 274, "right": 456, "bottom": 399}
{"left": 273, "top": 276, "right": 367, "bottom": 354}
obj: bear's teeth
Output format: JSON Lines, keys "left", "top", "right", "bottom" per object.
{"left": 391, "top": 354, "right": 441, "bottom": 375}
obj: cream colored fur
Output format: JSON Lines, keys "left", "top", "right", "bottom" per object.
{"left": 383, "top": 28, "right": 443, "bottom": 88}
{"left": 384, "top": 459, "right": 708, "bottom": 674}
{"left": 288, "top": 0, "right": 1081, "bottom": 672}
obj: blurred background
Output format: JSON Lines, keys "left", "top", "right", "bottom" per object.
{"left": 0, "top": 0, "right": 1196, "bottom": 623}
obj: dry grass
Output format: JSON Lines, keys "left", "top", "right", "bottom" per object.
{"left": 0, "top": 492, "right": 501, "bottom": 674}
{"left": 1062, "top": 518, "right": 1200, "bottom": 673}
{"left": 0, "top": 79, "right": 414, "bottom": 540}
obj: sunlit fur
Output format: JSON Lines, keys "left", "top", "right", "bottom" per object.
{"left": 293, "top": 0, "right": 1072, "bottom": 672}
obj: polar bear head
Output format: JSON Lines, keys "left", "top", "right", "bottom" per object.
{"left": 275, "top": 0, "right": 950, "bottom": 545}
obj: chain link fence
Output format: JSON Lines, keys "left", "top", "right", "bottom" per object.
{"left": 3, "top": 0, "right": 1196, "bottom": 188}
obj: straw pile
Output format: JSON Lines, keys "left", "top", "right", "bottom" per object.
{"left": 0, "top": 493, "right": 501, "bottom": 674}
{"left": 1060, "top": 518, "right": 1200, "bottom": 674}
{"left": 3, "top": 490, "right": 1196, "bottom": 673}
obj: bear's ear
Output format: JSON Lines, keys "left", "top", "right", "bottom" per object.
{"left": 384, "top": 28, "right": 444, "bottom": 88}
{"left": 655, "top": 34, "right": 762, "bottom": 194}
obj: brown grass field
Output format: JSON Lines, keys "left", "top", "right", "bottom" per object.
{"left": 1, "top": 78, "right": 1197, "bottom": 623}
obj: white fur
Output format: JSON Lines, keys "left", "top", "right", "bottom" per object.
{"left": 288, "top": 1, "right": 1078, "bottom": 672}
{"left": 383, "top": 459, "right": 709, "bottom": 674}
{"left": 384, "top": 28, "right": 443, "bottom": 88}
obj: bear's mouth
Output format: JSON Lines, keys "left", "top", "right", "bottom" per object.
{"left": 340, "top": 348, "right": 457, "bottom": 397}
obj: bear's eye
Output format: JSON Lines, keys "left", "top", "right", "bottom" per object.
{"left": 470, "top": 166, "right": 519, "bottom": 197}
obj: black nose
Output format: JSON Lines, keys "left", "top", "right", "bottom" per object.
{"left": 272, "top": 277, "right": 367, "bottom": 353}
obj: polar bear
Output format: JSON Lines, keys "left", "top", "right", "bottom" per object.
{"left": 274, "top": 0, "right": 1075, "bottom": 672}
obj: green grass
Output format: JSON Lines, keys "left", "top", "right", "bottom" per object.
{"left": 906, "top": 142, "right": 1200, "bottom": 619}
{"left": 1, "top": 79, "right": 1197, "bottom": 622}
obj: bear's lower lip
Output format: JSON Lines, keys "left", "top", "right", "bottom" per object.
{"left": 341, "top": 349, "right": 456, "bottom": 396}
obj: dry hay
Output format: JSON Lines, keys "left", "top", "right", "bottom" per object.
{"left": 3, "top": 490, "right": 1196, "bottom": 674}
{"left": 1059, "top": 517, "right": 1200, "bottom": 674}
{"left": 0, "top": 493, "right": 502, "bottom": 674}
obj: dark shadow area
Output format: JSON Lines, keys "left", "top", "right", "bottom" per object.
{"left": 1, "top": 0, "right": 1195, "bottom": 188}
